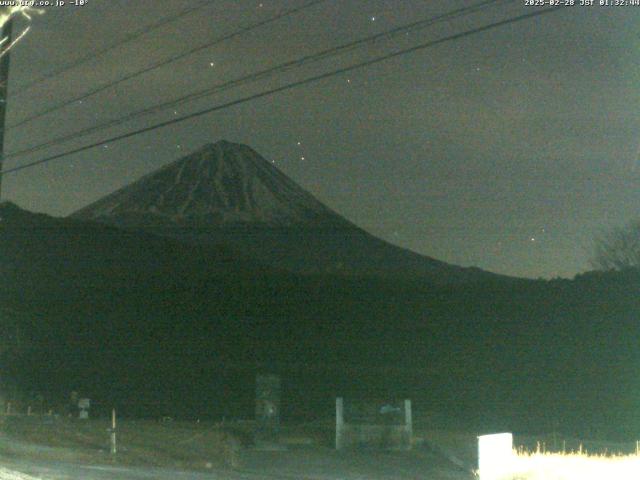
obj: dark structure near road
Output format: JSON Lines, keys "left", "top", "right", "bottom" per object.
{"left": 255, "top": 374, "right": 281, "bottom": 442}
{"left": 335, "top": 398, "right": 412, "bottom": 450}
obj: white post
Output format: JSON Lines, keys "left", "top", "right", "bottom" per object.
{"left": 404, "top": 399, "right": 412, "bottom": 449}
{"left": 335, "top": 397, "right": 344, "bottom": 450}
{"left": 110, "top": 408, "right": 117, "bottom": 455}
{"left": 478, "top": 433, "right": 514, "bottom": 480}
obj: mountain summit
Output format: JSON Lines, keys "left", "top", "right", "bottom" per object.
{"left": 72, "top": 141, "right": 504, "bottom": 282}
{"left": 73, "top": 140, "right": 349, "bottom": 230}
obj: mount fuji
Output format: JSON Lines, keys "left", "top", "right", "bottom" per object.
{"left": 71, "top": 140, "right": 502, "bottom": 283}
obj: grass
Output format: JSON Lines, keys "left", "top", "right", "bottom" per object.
{"left": 501, "top": 450, "right": 640, "bottom": 480}
{"left": 0, "top": 415, "right": 245, "bottom": 471}
{"left": 417, "top": 427, "right": 640, "bottom": 479}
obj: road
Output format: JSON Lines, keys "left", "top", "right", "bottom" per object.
{"left": 2, "top": 460, "right": 250, "bottom": 480}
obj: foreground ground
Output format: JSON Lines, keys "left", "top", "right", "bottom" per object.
{"left": 2, "top": 416, "right": 635, "bottom": 479}
{"left": 0, "top": 416, "right": 474, "bottom": 479}
{"left": 1, "top": 449, "right": 473, "bottom": 480}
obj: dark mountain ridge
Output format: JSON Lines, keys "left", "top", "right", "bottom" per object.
{"left": 0, "top": 201, "right": 270, "bottom": 298}
{"left": 3, "top": 203, "right": 640, "bottom": 439}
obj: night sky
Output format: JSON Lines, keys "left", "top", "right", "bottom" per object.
{"left": 2, "top": 0, "right": 639, "bottom": 279}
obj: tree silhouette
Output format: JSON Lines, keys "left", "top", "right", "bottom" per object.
{"left": 592, "top": 220, "right": 640, "bottom": 271}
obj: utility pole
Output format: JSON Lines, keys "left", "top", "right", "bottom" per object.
{"left": 0, "top": 17, "right": 13, "bottom": 201}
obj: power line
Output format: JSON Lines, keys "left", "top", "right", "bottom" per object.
{"left": 7, "top": 0, "right": 328, "bottom": 131}
{"left": 12, "top": 0, "right": 217, "bottom": 96}
{"left": 1, "top": 5, "right": 566, "bottom": 176}
{"left": 4, "top": 0, "right": 512, "bottom": 162}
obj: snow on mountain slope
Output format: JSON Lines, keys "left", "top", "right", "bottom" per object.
{"left": 72, "top": 140, "right": 349, "bottom": 229}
